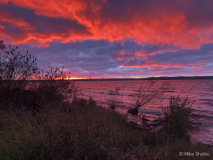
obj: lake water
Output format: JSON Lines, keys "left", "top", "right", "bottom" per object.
{"left": 73, "top": 79, "right": 213, "bottom": 146}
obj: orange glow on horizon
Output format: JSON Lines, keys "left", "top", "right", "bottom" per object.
{"left": 65, "top": 77, "right": 86, "bottom": 80}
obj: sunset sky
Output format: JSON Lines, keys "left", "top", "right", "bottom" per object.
{"left": 1, "top": 0, "right": 213, "bottom": 79}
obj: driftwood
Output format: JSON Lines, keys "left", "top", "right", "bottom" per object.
{"left": 141, "top": 117, "right": 149, "bottom": 121}
{"left": 126, "top": 118, "right": 165, "bottom": 133}
{"left": 143, "top": 119, "right": 165, "bottom": 127}
{"left": 127, "top": 108, "right": 139, "bottom": 114}
{"left": 126, "top": 120, "right": 150, "bottom": 132}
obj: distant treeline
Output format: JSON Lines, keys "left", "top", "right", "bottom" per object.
{"left": 74, "top": 76, "right": 213, "bottom": 81}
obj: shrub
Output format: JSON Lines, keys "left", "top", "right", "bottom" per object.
{"left": 29, "top": 66, "right": 75, "bottom": 103}
{"left": 0, "top": 41, "right": 74, "bottom": 112}
{"left": 0, "top": 41, "right": 40, "bottom": 111}
{"left": 0, "top": 43, "right": 38, "bottom": 94}
{"left": 162, "top": 96, "right": 194, "bottom": 139}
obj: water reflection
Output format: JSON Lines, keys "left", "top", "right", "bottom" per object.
{"left": 74, "top": 79, "right": 213, "bottom": 145}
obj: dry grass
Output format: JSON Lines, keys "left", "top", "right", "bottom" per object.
{"left": 0, "top": 98, "right": 212, "bottom": 160}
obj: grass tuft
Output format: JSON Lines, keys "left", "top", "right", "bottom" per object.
{"left": 162, "top": 96, "right": 194, "bottom": 140}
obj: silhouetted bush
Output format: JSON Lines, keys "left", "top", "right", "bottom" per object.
{"left": 0, "top": 43, "right": 38, "bottom": 93}
{"left": 0, "top": 41, "right": 74, "bottom": 112}
{"left": 29, "top": 66, "right": 75, "bottom": 103}
{"left": 162, "top": 96, "right": 193, "bottom": 139}
{"left": 0, "top": 41, "right": 40, "bottom": 111}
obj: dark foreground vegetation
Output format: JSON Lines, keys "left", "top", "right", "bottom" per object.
{"left": 0, "top": 41, "right": 213, "bottom": 159}
{"left": 1, "top": 97, "right": 213, "bottom": 159}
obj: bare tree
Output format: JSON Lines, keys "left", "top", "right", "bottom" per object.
{"left": 128, "top": 79, "right": 171, "bottom": 114}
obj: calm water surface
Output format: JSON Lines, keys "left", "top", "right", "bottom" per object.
{"left": 74, "top": 79, "right": 213, "bottom": 145}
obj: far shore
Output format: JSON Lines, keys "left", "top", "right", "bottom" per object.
{"left": 25, "top": 75, "right": 213, "bottom": 82}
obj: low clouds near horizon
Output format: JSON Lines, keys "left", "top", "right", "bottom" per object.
{"left": 1, "top": 0, "right": 213, "bottom": 78}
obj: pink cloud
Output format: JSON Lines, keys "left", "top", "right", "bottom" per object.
{"left": 0, "top": 11, "right": 33, "bottom": 30}
{"left": 1, "top": 0, "right": 213, "bottom": 49}
{"left": 0, "top": 0, "right": 9, "bottom": 4}
{"left": 0, "top": 24, "right": 5, "bottom": 29}
{"left": 117, "top": 57, "right": 124, "bottom": 61}
{"left": 119, "top": 50, "right": 126, "bottom": 55}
